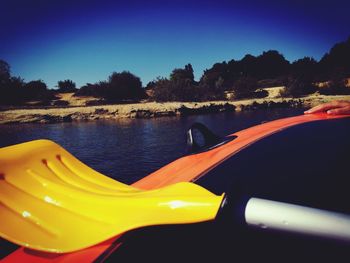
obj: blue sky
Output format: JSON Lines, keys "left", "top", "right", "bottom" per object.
{"left": 1, "top": 0, "right": 349, "bottom": 88}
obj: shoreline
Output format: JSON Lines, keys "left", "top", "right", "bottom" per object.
{"left": 1, "top": 94, "right": 350, "bottom": 124}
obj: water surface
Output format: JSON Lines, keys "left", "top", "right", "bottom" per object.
{"left": 0, "top": 108, "right": 304, "bottom": 184}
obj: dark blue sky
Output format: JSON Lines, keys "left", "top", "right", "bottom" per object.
{"left": 1, "top": 0, "right": 350, "bottom": 88}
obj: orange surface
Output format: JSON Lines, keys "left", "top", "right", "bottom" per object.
{"left": 134, "top": 113, "right": 350, "bottom": 189}
{"left": 3, "top": 113, "right": 350, "bottom": 262}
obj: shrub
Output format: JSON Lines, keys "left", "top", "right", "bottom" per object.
{"left": 230, "top": 76, "right": 258, "bottom": 100}
{"left": 319, "top": 76, "right": 350, "bottom": 95}
{"left": 106, "top": 71, "right": 145, "bottom": 102}
{"left": 57, "top": 80, "right": 77, "bottom": 93}
{"left": 280, "top": 75, "right": 316, "bottom": 97}
{"left": 74, "top": 82, "right": 108, "bottom": 97}
{"left": 253, "top": 89, "right": 269, "bottom": 98}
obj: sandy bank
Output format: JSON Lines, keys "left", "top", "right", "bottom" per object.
{"left": 1, "top": 94, "right": 350, "bottom": 124}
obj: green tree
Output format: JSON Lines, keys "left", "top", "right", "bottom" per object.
{"left": 57, "top": 79, "right": 77, "bottom": 93}
{"left": 153, "top": 64, "right": 207, "bottom": 102}
{"left": 291, "top": 57, "right": 317, "bottom": 77}
{"left": 23, "top": 80, "right": 50, "bottom": 101}
{"left": 231, "top": 76, "right": 258, "bottom": 99}
{"left": 199, "top": 62, "right": 234, "bottom": 99}
{"left": 238, "top": 54, "right": 258, "bottom": 77}
{"left": 281, "top": 75, "right": 316, "bottom": 97}
{"left": 25, "top": 80, "right": 47, "bottom": 91}
{"left": 106, "top": 71, "right": 144, "bottom": 102}
{"left": 75, "top": 82, "right": 107, "bottom": 97}
{"left": 2, "top": 77, "right": 26, "bottom": 105}
{"left": 318, "top": 37, "right": 350, "bottom": 79}
{"left": 170, "top": 64, "right": 194, "bottom": 83}
{"left": 319, "top": 71, "right": 350, "bottom": 95}
{"left": 152, "top": 78, "right": 174, "bottom": 102}
{"left": 255, "top": 50, "right": 290, "bottom": 79}
{"left": 0, "top": 59, "right": 10, "bottom": 85}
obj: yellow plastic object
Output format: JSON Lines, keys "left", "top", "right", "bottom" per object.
{"left": 0, "top": 140, "right": 224, "bottom": 253}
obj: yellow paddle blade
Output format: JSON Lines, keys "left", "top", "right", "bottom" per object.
{"left": 0, "top": 140, "right": 224, "bottom": 253}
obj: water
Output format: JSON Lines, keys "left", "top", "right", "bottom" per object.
{"left": 0, "top": 108, "right": 304, "bottom": 184}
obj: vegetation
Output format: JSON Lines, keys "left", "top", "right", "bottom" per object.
{"left": 1, "top": 37, "right": 350, "bottom": 106}
{"left": 281, "top": 75, "right": 316, "bottom": 97}
{"left": 57, "top": 80, "right": 77, "bottom": 93}
{"left": 74, "top": 71, "right": 146, "bottom": 102}
{"left": 0, "top": 60, "right": 55, "bottom": 105}
{"left": 106, "top": 71, "right": 145, "bottom": 102}
{"left": 319, "top": 71, "right": 350, "bottom": 95}
{"left": 152, "top": 64, "right": 204, "bottom": 102}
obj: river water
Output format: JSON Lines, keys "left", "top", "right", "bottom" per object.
{"left": 0, "top": 108, "right": 304, "bottom": 184}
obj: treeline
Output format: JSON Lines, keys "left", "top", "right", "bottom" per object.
{"left": 0, "top": 65, "right": 79, "bottom": 106}
{"left": 1, "top": 37, "right": 350, "bottom": 106}
{"left": 75, "top": 71, "right": 146, "bottom": 103}
{"left": 0, "top": 63, "right": 146, "bottom": 105}
{"left": 149, "top": 37, "right": 350, "bottom": 101}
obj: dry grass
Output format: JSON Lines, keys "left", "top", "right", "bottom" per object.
{"left": 55, "top": 93, "right": 100, "bottom": 106}
{"left": 1, "top": 93, "right": 350, "bottom": 124}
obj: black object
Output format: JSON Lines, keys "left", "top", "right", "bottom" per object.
{"left": 186, "top": 122, "right": 236, "bottom": 153}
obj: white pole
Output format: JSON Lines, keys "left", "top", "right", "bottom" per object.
{"left": 245, "top": 197, "right": 350, "bottom": 241}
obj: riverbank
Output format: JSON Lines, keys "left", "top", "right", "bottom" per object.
{"left": 1, "top": 94, "right": 350, "bottom": 124}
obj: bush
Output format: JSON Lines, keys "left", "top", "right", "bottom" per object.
{"left": 152, "top": 77, "right": 217, "bottom": 102}
{"left": 253, "top": 89, "right": 269, "bottom": 98}
{"left": 152, "top": 78, "right": 174, "bottom": 102}
{"left": 24, "top": 80, "right": 51, "bottom": 101}
{"left": 280, "top": 75, "right": 316, "bottom": 97}
{"left": 230, "top": 76, "right": 258, "bottom": 100}
{"left": 0, "top": 77, "right": 25, "bottom": 105}
{"left": 74, "top": 72, "right": 146, "bottom": 103}
{"left": 319, "top": 76, "right": 350, "bottom": 95}
{"left": 152, "top": 78, "right": 198, "bottom": 102}
{"left": 106, "top": 71, "right": 145, "bottom": 102}
{"left": 152, "top": 64, "right": 212, "bottom": 102}
{"left": 74, "top": 82, "right": 108, "bottom": 97}
{"left": 57, "top": 80, "right": 77, "bottom": 93}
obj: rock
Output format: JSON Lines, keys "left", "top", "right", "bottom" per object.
{"left": 178, "top": 103, "right": 235, "bottom": 116}
{"left": 94, "top": 108, "right": 109, "bottom": 114}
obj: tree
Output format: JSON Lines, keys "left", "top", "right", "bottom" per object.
{"left": 170, "top": 64, "right": 195, "bottom": 83}
{"left": 152, "top": 64, "right": 210, "bottom": 102}
{"left": 23, "top": 80, "right": 47, "bottom": 100}
{"left": 24, "top": 80, "right": 54, "bottom": 103}
{"left": 238, "top": 54, "right": 258, "bottom": 77}
{"left": 318, "top": 37, "right": 350, "bottom": 80}
{"left": 200, "top": 61, "right": 232, "bottom": 92}
{"left": 231, "top": 76, "right": 258, "bottom": 99}
{"left": 319, "top": 70, "right": 350, "bottom": 95}
{"left": 106, "top": 71, "right": 144, "bottom": 102}
{"left": 25, "top": 80, "right": 47, "bottom": 91}
{"left": 1, "top": 77, "right": 25, "bottom": 105}
{"left": 152, "top": 78, "right": 174, "bottom": 102}
{"left": 74, "top": 82, "right": 107, "bottom": 97}
{"left": 57, "top": 79, "right": 77, "bottom": 93}
{"left": 0, "top": 59, "right": 10, "bottom": 85}
{"left": 255, "top": 50, "right": 290, "bottom": 79}
{"left": 281, "top": 75, "right": 316, "bottom": 97}
{"left": 291, "top": 57, "right": 317, "bottom": 76}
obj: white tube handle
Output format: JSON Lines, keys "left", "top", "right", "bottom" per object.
{"left": 245, "top": 197, "right": 350, "bottom": 241}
